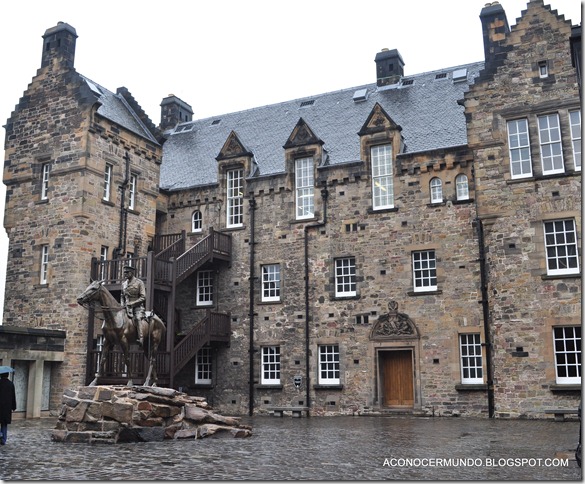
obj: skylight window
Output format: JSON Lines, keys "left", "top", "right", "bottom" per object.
{"left": 352, "top": 88, "right": 368, "bottom": 102}
{"left": 174, "top": 123, "right": 195, "bottom": 134}
{"left": 211, "top": 119, "right": 221, "bottom": 125}
{"left": 435, "top": 73, "right": 448, "bottom": 80}
{"left": 300, "top": 100, "right": 315, "bottom": 107}
{"left": 452, "top": 68, "right": 468, "bottom": 83}
{"left": 401, "top": 79, "right": 414, "bottom": 86}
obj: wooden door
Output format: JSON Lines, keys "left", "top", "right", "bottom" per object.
{"left": 382, "top": 350, "right": 414, "bottom": 407}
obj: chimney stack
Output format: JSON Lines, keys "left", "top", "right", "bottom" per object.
{"left": 480, "top": 2, "right": 510, "bottom": 73}
{"left": 375, "top": 48, "right": 404, "bottom": 87}
{"left": 41, "top": 22, "right": 77, "bottom": 69}
{"left": 160, "top": 94, "right": 193, "bottom": 131}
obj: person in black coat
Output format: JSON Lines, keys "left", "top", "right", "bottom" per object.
{"left": 0, "top": 372, "right": 17, "bottom": 445}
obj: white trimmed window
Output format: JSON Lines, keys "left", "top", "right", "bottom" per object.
{"left": 335, "top": 257, "right": 356, "bottom": 297}
{"left": 569, "top": 110, "right": 581, "bottom": 171}
{"left": 456, "top": 174, "right": 469, "bottom": 201}
{"left": 103, "top": 163, "right": 113, "bottom": 201}
{"left": 318, "top": 345, "right": 340, "bottom": 385}
{"left": 41, "top": 163, "right": 50, "bottom": 200}
{"left": 128, "top": 174, "right": 137, "bottom": 210}
{"left": 262, "top": 264, "right": 281, "bottom": 302}
{"left": 295, "top": 157, "right": 314, "bottom": 219}
{"left": 412, "top": 250, "right": 437, "bottom": 292}
{"left": 430, "top": 177, "right": 443, "bottom": 203}
{"left": 99, "top": 246, "right": 108, "bottom": 280}
{"left": 227, "top": 168, "right": 244, "bottom": 228}
{"left": 507, "top": 119, "right": 532, "bottom": 179}
{"left": 543, "top": 219, "right": 579, "bottom": 276}
{"left": 261, "top": 346, "right": 280, "bottom": 384}
{"left": 553, "top": 326, "right": 581, "bottom": 384}
{"left": 195, "top": 346, "right": 212, "bottom": 385}
{"left": 196, "top": 270, "right": 213, "bottom": 306}
{"left": 460, "top": 334, "right": 483, "bottom": 384}
{"left": 371, "top": 144, "right": 394, "bottom": 210}
{"left": 538, "top": 114, "right": 564, "bottom": 175}
{"left": 40, "top": 244, "right": 49, "bottom": 284}
{"left": 192, "top": 210, "right": 202, "bottom": 232}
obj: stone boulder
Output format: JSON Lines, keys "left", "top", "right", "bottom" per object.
{"left": 52, "top": 385, "right": 252, "bottom": 444}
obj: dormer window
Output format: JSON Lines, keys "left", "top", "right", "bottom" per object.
{"left": 538, "top": 61, "right": 549, "bottom": 78}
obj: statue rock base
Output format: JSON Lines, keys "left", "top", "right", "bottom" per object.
{"left": 51, "top": 385, "right": 252, "bottom": 443}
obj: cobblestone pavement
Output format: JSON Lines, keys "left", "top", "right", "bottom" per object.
{"left": 0, "top": 415, "right": 581, "bottom": 481}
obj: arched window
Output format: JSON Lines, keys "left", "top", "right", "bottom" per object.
{"left": 192, "top": 210, "right": 202, "bottom": 232}
{"left": 430, "top": 177, "right": 443, "bottom": 203}
{"left": 456, "top": 174, "right": 469, "bottom": 201}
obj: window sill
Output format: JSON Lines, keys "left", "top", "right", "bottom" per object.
{"left": 35, "top": 199, "right": 49, "bottom": 205}
{"left": 258, "top": 300, "right": 282, "bottom": 305}
{"left": 331, "top": 295, "right": 360, "bottom": 301}
{"left": 507, "top": 171, "right": 581, "bottom": 184}
{"left": 549, "top": 384, "right": 581, "bottom": 392}
{"left": 452, "top": 198, "right": 474, "bottom": 205}
{"left": 193, "top": 384, "right": 213, "bottom": 389}
{"left": 367, "top": 207, "right": 399, "bottom": 214}
{"left": 255, "top": 384, "right": 283, "bottom": 390}
{"left": 127, "top": 208, "right": 140, "bottom": 216}
{"left": 224, "top": 225, "right": 246, "bottom": 232}
{"left": 455, "top": 383, "right": 487, "bottom": 391}
{"left": 33, "top": 284, "right": 49, "bottom": 290}
{"left": 407, "top": 289, "right": 442, "bottom": 296}
{"left": 427, "top": 201, "right": 446, "bottom": 208}
{"left": 101, "top": 199, "right": 115, "bottom": 207}
{"left": 313, "top": 384, "right": 343, "bottom": 391}
{"left": 540, "top": 273, "right": 581, "bottom": 280}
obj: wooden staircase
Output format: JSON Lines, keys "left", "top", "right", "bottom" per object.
{"left": 87, "top": 228, "right": 232, "bottom": 386}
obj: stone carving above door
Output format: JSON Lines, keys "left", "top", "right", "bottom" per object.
{"left": 370, "top": 300, "right": 419, "bottom": 340}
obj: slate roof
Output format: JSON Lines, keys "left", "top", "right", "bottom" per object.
{"left": 159, "top": 61, "right": 484, "bottom": 191}
{"left": 80, "top": 76, "right": 159, "bottom": 145}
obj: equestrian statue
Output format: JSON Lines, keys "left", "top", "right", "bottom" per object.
{"left": 77, "top": 265, "right": 166, "bottom": 386}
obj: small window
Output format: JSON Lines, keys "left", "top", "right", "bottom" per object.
{"left": 261, "top": 346, "right": 280, "bottom": 384}
{"left": 430, "top": 177, "right": 443, "bottom": 203}
{"left": 507, "top": 119, "right": 532, "bottom": 179}
{"left": 455, "top": 174, "right": 469, "bottom": 201}
{"left": 196, "top": 270, "right": 213, "bottom": 306}
{"left": 460, "top": 334, "right": 483, "bottom": 384}
{"left": 103, "top": 163, "right": 113, "bottom": 201}
{"left": 319, "top": 345, "right": 340, "bottom": 385}
{"left": 543, "top": 219, "right": 579, "bottom": 276}
{"left": 295, "top": 157, "right": 314, "bottom": 220}
{"left": 195, "top": 346, "right": 212, "bottom": 384}
{"left": 412, "top": 250, "right": 437, "bottom": 292}
{"left": 569, "top": 110, "right": 581, "bottom": 171}
{"left": 262, "top": 264, "right": 281, "bottom": 302}
{"left": 538, "top": 61, "right": 549, "bottom": 78}
{"left": 128, "top": 174, "right": 137, "bottom": 210}
{"left": 553, "top": 326, "right": 581, "bottom": 385}
{"left": 192, "top": 210, "right": 202, "bottom": 232}
{"left": 553, "top": 326, "right": 581, "bottom": 384}
{"left": 41, "top": 163, "right": 51, "bottom": 200}
{"left": 335, "top": 257, "right": 356, "bottom": 297}
{"left": 40, "top": 244, "right": 49, "bottom": 284}
{"left": 538, "top": 114, "right": 564, "bottom": 175}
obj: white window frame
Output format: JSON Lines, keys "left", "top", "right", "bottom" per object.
{"left": 553, "top": 326, "right": 581, "bottom": 384}
{"left": 295, "top": 157, "right": 314, "bottom": 219}
{"left": 538, "top": 114, "right": 564, "bottom": 175}
{"left": 371, "top": 144, "right": 394, "bottom": 210}
{"left": 128, "top": 174, "right": 137, "bottom": 210}
{"left": 195, "top": 346, "right": 212, "bottom": 385}
{"left": 507, "top": 119, "right": 532, "bottom": 179}
{"left": 569, "top": 110, "right": 581, "bottom": 171}
{"left": 543, "top": 219, "right": 580, "bottom": 276}
{"left": 459, "top": 333, "right": 484, "bottom": 384}
{"left": 538, "top": 61, "right": 549, "bottom": 78}
{"left": 412, "top": 250, "right": 437, "bottom": 292}
{"left": 262, "top": 264, "right": 281, "bottom": 302}
{"left": 196, "top": 270, "right": 214, "bottom": 306}
{"left": 261, "top": 346, "right": 280, "bottom": 384}
{"left": 41, "top": 163, "right": 50, "bottom": 200}
{"left": 430, "top": 177, "right": 443, "bottom": 203}
{"left": 455, "top": 174, "right": 469, "bottom": 201}
{"left": 40, "top": 244, "right": 49, "bottom": 284}
{"left": 227, "top": 169, "right": 244, "bottom": 228}
{"left": 318, "top": 345, "right": 340, "bottom": 385}
{"left": 191, "top": 210, "right": 202, "bottom": 232}
{"left": 103, "top": 163, "right": 113, "bottom": 201}
{"left": 335, "top": 257, "right": 356, "bottom": 297}
{"left": 99, "top": 246, "right": 108, "bottom": 280}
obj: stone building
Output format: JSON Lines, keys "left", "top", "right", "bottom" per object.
{"left": 2, "top": 0, "right": 581, "bottom": 419}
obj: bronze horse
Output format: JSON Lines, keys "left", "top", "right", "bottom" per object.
{"left": 77, "top": 280, "right": 166, "bottom": 386}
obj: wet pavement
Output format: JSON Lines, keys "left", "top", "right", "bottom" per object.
{"left": 0, "top": 415, "right": 581, "bottom": 481}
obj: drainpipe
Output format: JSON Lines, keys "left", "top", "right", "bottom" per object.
{"left": 475, "top": 216, "right": 495, "bottom": 418}
{"left": 303, "top": 186, "right": 329, "bottom": 412}
{"left": 115, "top": 151, "right": 130, "bottom": 259}
{"left": 248, "top": 197, "right": 257, "bottom": 416}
